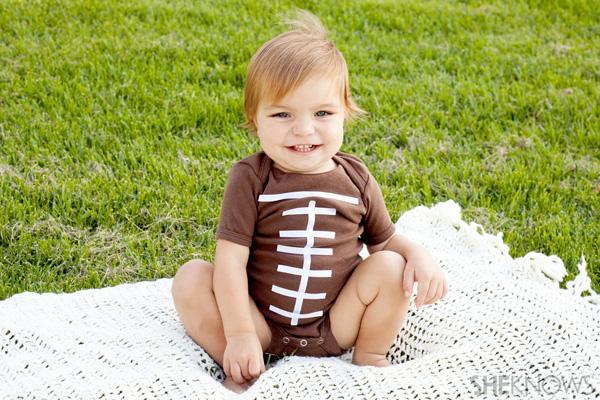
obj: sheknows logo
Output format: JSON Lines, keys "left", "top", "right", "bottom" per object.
{"left": 470, "top": 374, "right": 597, "bottom": 396}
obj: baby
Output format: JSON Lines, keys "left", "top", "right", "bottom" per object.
{"left": 171, "top": 10, "right": 448, "bottom": 393}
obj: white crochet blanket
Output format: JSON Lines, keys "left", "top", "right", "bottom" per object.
{"left": 1, "top": 200, "right": 599, "bottom": 399}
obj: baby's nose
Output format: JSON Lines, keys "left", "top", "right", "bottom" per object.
{"left": 292, "top": 120, "right": 316, "bottom": 136}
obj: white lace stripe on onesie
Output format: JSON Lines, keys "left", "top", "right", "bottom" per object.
{"left": 258, "top": 196, "right": 358, "bottom": 325}
{"left": 259, "top": 191, "right": 359, "bottom": 205}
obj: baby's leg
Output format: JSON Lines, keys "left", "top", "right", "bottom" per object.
{"left": 329, "top": 251, "right": 410, "bottom": 366}
{"left": 170, "top": 259, "right": 272, "bottom": 368}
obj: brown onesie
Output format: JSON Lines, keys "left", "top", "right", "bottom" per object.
{"left": 216, "top": 151, "right": 396, "bottom": 357}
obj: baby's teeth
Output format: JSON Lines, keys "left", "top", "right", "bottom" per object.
{"left": 294, "top": 145, "right": 313, "bottom": 152}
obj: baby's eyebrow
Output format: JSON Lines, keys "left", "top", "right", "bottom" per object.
{"left": 267, "top": 103, "right": 339, "bottom": 110}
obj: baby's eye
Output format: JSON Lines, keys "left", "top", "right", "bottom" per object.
{"left": 271, "top": 112, "right": 290, "bottom": 118}
{"left": 315, "top": 110, "right": 332, "bottom": 117}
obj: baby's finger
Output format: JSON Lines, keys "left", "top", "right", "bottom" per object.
{"left": 436, "top": 281, "right": 445, "bottom": 302}
{"left": 425, "top": 280, "right": 442, "bottom": 304}
{"left": 415, "top": 280, "right": 430, "bottom": 308}
{"left": 230, "top": 362, "right": 245, "bottom": 384}
{"left": 424, "top": 280, "right": 439, "bottom": 304}
{"left": 223, "top": 357, "right": 231, "bottom": 379}
{"left": 427, "top": 281, "right": 444, "bottom": 304}
{"left": 240, "top": 359, "right": 253, "bottom": 382}
{"left": 248, "top": 357, "right": 262, "bottom": 379}
{"left": 259, "top": 353, "right": 266, "bottom": 374}
{"left": 442, "top": 279, "right": 449, "bottom": 298}
{"left": 402, "top": 262, "right": 415, "bottom": 296}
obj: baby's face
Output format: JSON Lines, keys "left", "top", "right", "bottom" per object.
{"left": 254, "top": 75, "right": 345, "bottom": 174}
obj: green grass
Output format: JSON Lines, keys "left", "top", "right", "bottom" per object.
{"left": 0, "top": 0, "right": 598, "bottom": 300}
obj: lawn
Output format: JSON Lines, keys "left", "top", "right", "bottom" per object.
{"left": 0, "top": 0, "right": 598, "bottom": 300}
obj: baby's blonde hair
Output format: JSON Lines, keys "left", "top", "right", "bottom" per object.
{"left": 240, "top": 9, "right": 367, "bottom": 135}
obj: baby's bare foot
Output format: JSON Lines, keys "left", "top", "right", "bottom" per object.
{"left": 352, "top": 352, "right": 391, "bottom": 367}
{"left": 223, "top": 376, "right": 251, "bottom": 393}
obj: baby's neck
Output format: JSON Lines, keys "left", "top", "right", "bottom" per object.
{"left": 272, "top": 159, "right": 337, "bottom": 175}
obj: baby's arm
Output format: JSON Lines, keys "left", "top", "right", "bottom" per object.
{"left": 213, "top": 239, "right": 265, "bottom": 384}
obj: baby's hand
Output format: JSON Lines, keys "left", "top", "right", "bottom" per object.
{"left": 402, "top": 247, "right": 448, "bottom": 308}
{"left": 223, "top": 332, "right": 266, "bottom": 385}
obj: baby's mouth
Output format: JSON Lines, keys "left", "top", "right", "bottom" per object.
{"left": 288, "top": 144, "right": 320, "bottom": 152}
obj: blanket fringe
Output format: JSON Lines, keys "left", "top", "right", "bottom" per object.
{"left": 428, "top": 200, "right": 599, "bottom": 305}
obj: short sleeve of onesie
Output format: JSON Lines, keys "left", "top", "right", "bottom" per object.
{"left": 216, "top": 160, "right": 263, "bottom": 247}
{"left": 360, "top": 172, "right": 396, "bottom": 245}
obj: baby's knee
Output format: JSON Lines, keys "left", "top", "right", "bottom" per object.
{"left": 356, "top": 251, "right": 405, "bottom": 303}
{"left": 368, "top": 251, "right": 406, "bottom": 285}
{"left": 171, "top": 259, "right": 214, "bottom": 304}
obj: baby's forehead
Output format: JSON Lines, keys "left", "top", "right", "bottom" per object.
{"left": 261, "top": 85, "right": 344, "bottom": 109}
